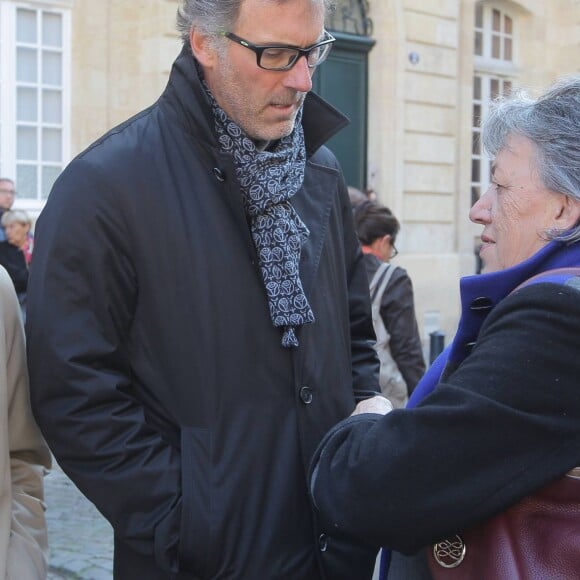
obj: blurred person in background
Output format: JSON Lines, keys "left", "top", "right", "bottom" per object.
{"left": 0, "top": 210, "right": 33, "bottom": 318}
{"left": 0, "top": 265, "right": 50, "bottom": 579}
{"left": 353, "top": 201, "right": 424, "bottom": 407}
{"left": 0, "top": 179, "right": 16, "bottom": 242}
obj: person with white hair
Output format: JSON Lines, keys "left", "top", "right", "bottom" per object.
{"left": 0, "top": 210, "right": 33, "bottom": 317}
{"left": 311, "top": 75, "right": 580, "bottom": 579}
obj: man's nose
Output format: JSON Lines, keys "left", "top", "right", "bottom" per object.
{"left": 283, "top": 55, "right": 313, "bottom": 93}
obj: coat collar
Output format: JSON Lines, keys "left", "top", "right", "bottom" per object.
{"left": 409, "top": 240, "right": 580, "bottom": 408}
{"left": 158, "top": 45, "right": 349, "bottom": 157}
{"left": 451, "top": 240, "right": 580, "bottom": 365}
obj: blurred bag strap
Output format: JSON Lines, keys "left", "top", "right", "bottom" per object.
{"left": 370, "top": 262, "right": 397, "bottom": 304}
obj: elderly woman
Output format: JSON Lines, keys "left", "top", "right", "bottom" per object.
{"left": 0, "top": 210, "right": 33, "bottom": 316}
{"left": 310, "top": 75, "right": 580, "bottom": 579}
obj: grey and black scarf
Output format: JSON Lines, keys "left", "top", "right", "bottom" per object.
{"left": 206, "top": 89, "right": 315, "bottom": 348}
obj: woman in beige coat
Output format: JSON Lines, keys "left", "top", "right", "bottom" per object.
{"left": 0, "top": 266, "right": 50, "bottom": 578}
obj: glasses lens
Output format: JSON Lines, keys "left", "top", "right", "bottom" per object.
{"left": 260, "top": 48, "right": 300, "bottom": 70}
{"left": 307, "top": 42, "right": 332, "bottom": 67}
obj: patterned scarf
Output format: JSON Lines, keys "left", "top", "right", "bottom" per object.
{"left": 206, "top": 88, "right": 315, "bottom": 348}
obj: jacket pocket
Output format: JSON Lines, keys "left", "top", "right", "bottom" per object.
{"left": 179, "top": 426, "right": 212, "bottom": 578}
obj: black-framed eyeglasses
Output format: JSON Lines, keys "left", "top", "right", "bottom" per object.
{"left": 390, "top": 243, "right": 399, "bottom": 259}
{"left": 221, "top": 30, "right": 335, "bottom": 71}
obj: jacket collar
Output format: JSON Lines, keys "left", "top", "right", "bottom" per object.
{"left": 409, "top": 239, "right": 580, "bottom": 407}
{"left": 158, "top": 44, "right": 349, "bottom": 157}
{"left": 450, "top": 240, "right": 580, "bottom": 366}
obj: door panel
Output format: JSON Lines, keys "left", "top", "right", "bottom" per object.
{"left": 313, "top": 33, "right": 374, "bottom": 190}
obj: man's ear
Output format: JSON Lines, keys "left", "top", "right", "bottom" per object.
{"left": 189, "top": 28, "right": 216, "bottom": 68}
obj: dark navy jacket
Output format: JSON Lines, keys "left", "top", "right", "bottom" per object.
{"left": 26, "top": 46, "right": 380, "bottom": 579}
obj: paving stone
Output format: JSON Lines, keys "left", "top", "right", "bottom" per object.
{"left": 44, "top": 459, "right": 114, "bottom": 578}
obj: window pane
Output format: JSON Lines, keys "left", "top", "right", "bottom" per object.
{"left": 475, "top": 4, "right": 483, "bottom": 29}
{"left": 42, "top": 166, "right": 61, "bottom": 198}
{"left": 491, "top": 79, "right": 499, "bottom": 99}
{"left": 492, "top": 35, "right": 500, "bottom": 59}
{"left": 504, "top": 80, "right": 512, "bottom": 95}
{"left": 16, "top": 165, "right": 38, "bottom": 199}
{"left": 471, "top": 159, "right": 481, "bottom": 182}
{"left": 43, "top": 13, "right": 63, "bottom": 48}
{"left": 473, "top": 104, "right": 481, "bottom": 127}
{"left": 17, "top": 87, "right": 37, "bottom": 122}
{"left": 504, "top": 15, "right": 513, "bottom": 35}
{"left": 504, "top": 38, "right": 513, "bottom": 61}
{"left": 17, "top": 126, "right": 37, "bottom": 160}
{"left": 492, "top": 9, "right": 501, "bottom": 32}
{"left": 473, "top": 76, "right": 482, "bottom": 100}
{"left": 472, "top": 132, "right": 481, "bottom": 155}
{"left": 42, "top": 129, "right": 62, "bottom": 162}
{"left": 43, "top": 51, "right": 62, "bottom": 85}
{"left": 474, "top": 31, "right": 483, "bottom": 56}
{"left": 471, "top": 186, "right": 480, "bottom": 206}
{"left": 17, "top": 9, "right": 37, "bottom": 44}
{"left": 17, "top": 48, "right": 38, "bottom": 83}
{"left": 43, "top": 90, "right": 62, "bottom": 124}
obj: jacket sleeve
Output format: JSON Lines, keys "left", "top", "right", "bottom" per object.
{"left": 380, "top": 268, "right": 425, "bottom": 394}
{"left": 0, "top": 266, "right": 51, "bottom": 580}
{"left": 26, "top": 160, "right": 183, "bottom": 573}
{"left": 339, "top": 180, "right": 380, "bottom": 401}
{"left": 310, "top": 282, "right": 580, "bottom": 553}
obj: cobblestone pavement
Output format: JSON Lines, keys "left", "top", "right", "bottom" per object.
{"left": 44, "top": 460, "right": 114, "bottom": 579}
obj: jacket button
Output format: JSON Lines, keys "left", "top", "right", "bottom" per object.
{"left": 318, "top": 533, "right": 328, "bottom": 552}
{"left": 213, "top": 167, "right": 225, "bottom": 182}
{"left": 469, "top": 296, "right": 493, "bottom": 311}
{"left": 465, "top": 341, "right": 477, "bottom": 354}
{"left": 299, "top": 386, "right": 313, "bottom": 404}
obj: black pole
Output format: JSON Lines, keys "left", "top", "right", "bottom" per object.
{"left": 429, "top": 331, "right": 446, "bottom": 365}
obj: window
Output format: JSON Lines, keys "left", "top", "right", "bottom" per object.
{"left": 471, "top": 74, "right": 512, "bottom": 205}
{"left": 471, "top": 3, "right": 517, "bottom": 206}
{"left": 0, "top": 2, "right": 71, "bottom": 206}
{"left": 475, "top": 4, "right": 514, "bottom": 62}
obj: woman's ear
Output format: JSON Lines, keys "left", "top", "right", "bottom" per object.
{"left": 556, "top": 195, "right": 580, "bottom": 230}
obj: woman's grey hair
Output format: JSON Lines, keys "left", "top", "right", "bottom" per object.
{"left": 176, "top": 0, "right": 335, "bottom": 45}
{"left": 1, "top": 209, "right": 31, "bottom": 229}
{"left": 482, "top": 75, "right": 580, "bottom": 243}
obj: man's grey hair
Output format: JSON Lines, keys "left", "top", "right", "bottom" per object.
{"left": 482, "top": 75, "right": 580, "bottom": 243}
{"left": 176, "top": 0, "right": 335, "bottom": 45}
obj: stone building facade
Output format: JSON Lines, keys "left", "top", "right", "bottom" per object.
{"left": 1, "top": 0, "right": 578, "bottom": 351}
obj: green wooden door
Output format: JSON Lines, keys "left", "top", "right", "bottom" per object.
{"left": 313, "top": 33, "right": 375, "bottom": 190}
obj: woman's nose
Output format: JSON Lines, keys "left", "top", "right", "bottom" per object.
{"left": 469, "top": 187, "right": 492, "bottom": 224}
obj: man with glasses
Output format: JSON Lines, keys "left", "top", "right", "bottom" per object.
{"left": 27, "top": 1, "right": 388, "bottom": 578}
{"left": 0, "top": 179, "right": 16, "bottom": 242}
